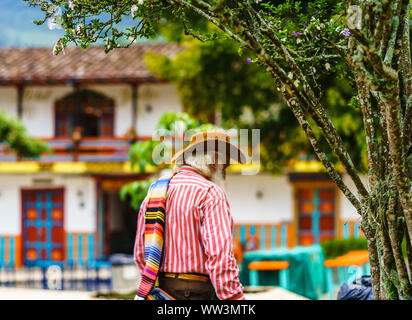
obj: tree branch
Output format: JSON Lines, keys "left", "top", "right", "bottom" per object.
{"left": 172, "top": 0, "right": 249, "bottom": 49}
{"left": 230, "top": 2, "right": 370, "bottom": 200}
{"left": 356, "top": 76, "right": 380, "bottom": 185}
{"left": 387, "top": 194, "right": 412, "bottom": 299}
{"left": 400, "top": 3, "right": 412, "bottom": 152}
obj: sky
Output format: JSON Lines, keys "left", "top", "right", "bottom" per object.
{"left": 0, "top": 0, "right": 147, "bottom": 48}
{"left": 0, "top": 0, "right": 66, "bottom": 47}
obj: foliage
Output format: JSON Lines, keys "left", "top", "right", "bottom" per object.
{"left": 144, "top": 31, "right": 310, "bottom": 173}
{"left": 145, "top": 34, "right": 369, "bottom": 172}
{"left": 119, "top": 177, "right": 155, "bottom": 210}
{"left": 0, "top": 110, "right": 48, "bottom": 157}
{"left": 320, "top": 238, "right": 368, "bottom": 259}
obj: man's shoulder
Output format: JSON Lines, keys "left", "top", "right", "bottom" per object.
{"left": 171, "top": 171, "right": 226, "bottom": 199}
{"left": 205, "top": 182, "right": 227, "bottom": 201}
{"left": 172, "top": 170, "right": 214, "bottom": 189}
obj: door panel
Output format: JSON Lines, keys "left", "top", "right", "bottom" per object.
{"left": 297, "top": 187, "right": 336, "bottom": 245}
{"left": 55, "top": 89, "right": 114, "bottom": 138}
{"left": 22, "top": 189, "right": 64, "bottom": 266}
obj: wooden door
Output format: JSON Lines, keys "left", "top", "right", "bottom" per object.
{"left": 297, "top": 187, "right": 336, "bottom": 245}
{"left": 22, "top": 189, "right": 65, "bottom": 265}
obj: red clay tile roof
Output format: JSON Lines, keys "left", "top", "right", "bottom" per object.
{"left": 0, "top": 43, "right": 181, "bottom": 85}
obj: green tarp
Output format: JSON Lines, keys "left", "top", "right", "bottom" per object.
{"left": 240, "top": 245, "right": 328, "bottom": 300}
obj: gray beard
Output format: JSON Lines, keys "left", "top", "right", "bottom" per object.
{"left": 175, "top": 154, "right": 226, "bottom": 191}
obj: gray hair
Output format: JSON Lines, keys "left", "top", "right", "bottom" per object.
{"left": 173, "top": 152, "right": 227, "bottom": 190}
{"left": 173, "top": 153, "right": 213, "bottom": 179}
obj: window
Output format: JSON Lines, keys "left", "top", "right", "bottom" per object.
{"left": 296, "top": 186, "right": 337, "bottom": 245}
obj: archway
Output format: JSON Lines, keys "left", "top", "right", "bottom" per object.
{"left": 55, "top": 89, "right": 114, "bottom": 137}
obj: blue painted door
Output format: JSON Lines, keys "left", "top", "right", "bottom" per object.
{"left": 22, "top": 189, "right": 65, "bottom": 266}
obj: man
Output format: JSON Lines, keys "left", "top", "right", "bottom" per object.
{"left": 134, "top": 131, "right": 246, "bottom": 300}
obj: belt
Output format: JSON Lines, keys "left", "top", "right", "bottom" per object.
{"left": 159, "top": 272, "right": 210, "bottom": 283}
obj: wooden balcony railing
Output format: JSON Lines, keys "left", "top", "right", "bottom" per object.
{"left": 0, "top": 137, "right": 148, "bottom": 163}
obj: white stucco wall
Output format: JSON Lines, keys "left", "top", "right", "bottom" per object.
{"left": 0, "top": 87, "right": 17, "bottom": 117}
{"left": 21, "top": 86, "right": 72, "bottom": 138}
{"left": 0, "top": 174, "right": 96, "bottom": 235}
{"left": 0, "top": 170, "right": 369, "bottom": 236}
{"left": 137, "top": 84, "right": 182, "bottom": 137}
{"left": 90, "top": 83, "right": 182, "bottom": 137}
{"left": 226, "top": 172, "right": 367, "bottom": 224}
{"left": 339, "top": 173, "right": 369, "bottom": 221}
{"left": 88, "top": 84, "right": 133, "bottom": 137}
{"left": 226, "top": 173, "right": 293, "bottom": 224}
{"left": 0, "top": 83, "right": 182, "bottom": 139}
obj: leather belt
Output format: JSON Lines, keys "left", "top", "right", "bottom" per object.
{"left": 159, "top": 272, "right": 210, "bottom": 283}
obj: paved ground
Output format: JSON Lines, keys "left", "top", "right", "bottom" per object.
{"left": 244, "top": 286, "right": 308, "bottom": 300}
{"left": 0, "top": 287, "right": 98, "bottom": 300}
{"left": 0, "top": 286, "right": 308, "bottom": 300}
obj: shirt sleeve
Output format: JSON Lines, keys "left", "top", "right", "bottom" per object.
{"left": 134, "top": 197, "right": 147, "bottom": 272}
{"left": 200, "top": 186, "right": 245, "bottom": 300}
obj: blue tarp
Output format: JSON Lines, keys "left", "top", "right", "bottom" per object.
{"left": 337, "top": 276, "right": 374, "bottom": 300}
{"left": 240, "top": 245, "right": 328, "bottom": 300}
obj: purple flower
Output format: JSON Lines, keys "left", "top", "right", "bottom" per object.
{"left": 296, "top": 31, "right": 300, "bottom": 36}
{"left": 268, "top": 22, "right": 273, "bottom": 27}
{"left": 247, "top": 58, "right": 251, "bottom": 64}
{"left": 342, "top": 28, "right": 350, "bottom": 37}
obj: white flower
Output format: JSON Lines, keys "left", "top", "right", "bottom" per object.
{"left": 294, "top": 80, "right": 300, "bottom": 87}
{"left": 69, "top": 1, "right": 75, "bottom": 10}
{"left": 48, "top": 16, "right": 62, "bottom": 30}
{"left": 325, "top": 63, "right": 331, "bottom": 71}
{"left": 75, "top": 24, "right": 83, "bottom": 34}
{"left": 47, "top": 4, "right": 58, "bottom": 14}
{"left": 138, "top": 0, "right": 144, "bottom": 4}
{"left": 131, "top": 4, "right": 138, "bottom": 17}
{"left": 288, "top": 72, "right": 293, "bottom": 80}
{"left": 297, "top": 38, "right": 302, "bottom": 44}
{"left": 48, "top": 18, "right": 58, "bottom": 30}
{"left": 47, "top": 5, "right": 62, "bottom": 30}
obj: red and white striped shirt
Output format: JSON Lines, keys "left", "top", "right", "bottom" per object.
{"left": 134, "top": 166, "right": 244, "bottom": 300}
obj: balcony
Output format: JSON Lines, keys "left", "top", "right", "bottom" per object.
{"left": 0, "top": 137, "right": 138, "bottom": 163}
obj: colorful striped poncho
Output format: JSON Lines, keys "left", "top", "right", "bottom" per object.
{"left": 136, "top": 173, "right": 174, "bottom": 299}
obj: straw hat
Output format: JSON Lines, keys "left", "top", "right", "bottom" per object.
{"left": 171, "top": 131, "right": 246, "bottom": 165}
